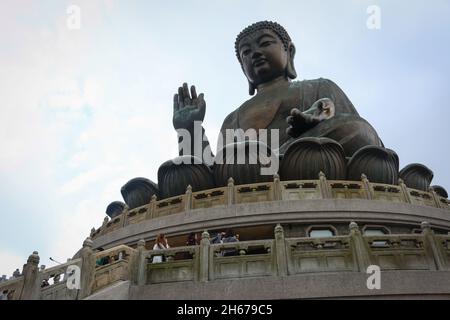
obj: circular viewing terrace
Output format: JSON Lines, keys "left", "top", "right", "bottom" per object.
{"left": 91, "top": 173, "right": 450, "bottom": 250}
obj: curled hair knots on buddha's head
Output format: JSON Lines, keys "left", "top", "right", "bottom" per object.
{"left": 235, "top": 21, "right": 292, "bottom": 64}
{"left": 235, "top": 21, "right": 297, "bottom": 95}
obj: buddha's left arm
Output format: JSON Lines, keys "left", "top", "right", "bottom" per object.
{"left": 316, "top": 78, "right": 359, "bottom": 116}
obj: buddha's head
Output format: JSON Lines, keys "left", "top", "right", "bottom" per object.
{"left": 235, "top": 21, "right": 297, "bottom": 95}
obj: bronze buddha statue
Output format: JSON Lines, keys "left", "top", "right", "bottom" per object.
{"left": 118, "top": 21, "right": 445, "bottom": 202}
{"left": 172, "top": 21, "right": 382, "bottom": 159}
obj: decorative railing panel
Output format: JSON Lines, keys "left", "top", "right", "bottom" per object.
{"left": 92, "top": 245, "right": 136, "bottom": 292}
{"left": 192, "top": 187, "right": 227, "bottom": 209}
{"left": 154, "top": 195, "right": 185, "bottom": 218}
{"left": 329, "top": 181, "right": 365, "bottom": 200}
{"left": 281, "top": 181, "right": 321, "bottom": 200}
{"left": 235, "top": 182, "right": 274, "bottom": 204}
{"left": 409, "top": 190, "right": 436, "bottom": 207}
{"left": 0, "top": 276, "right": 24, "bottom": 300}
{"left": 103, "top": 214, "right": 124, "bottom": 234}
{"left": 285, "top": 236, "right": 355, "bottom": 274}
{"left": 93, "top": 260, "right": 129, "bottom": 292}
{"left": 364, "top": 234, "right": 433, "bottom": 271}
{"left": 146, "top": 246, "right": 199, "bottom": 284}
{"left": 209, "top": 240, "right": 275, "bottom": 280}
{"left": 371, "top": 183, "right": 404, "bottom": 202}
{"left": 435, "top": 234, "right": 450, "bottom": 269}
{"left": 125, "top": 206, "right": 149, "bottom": 225}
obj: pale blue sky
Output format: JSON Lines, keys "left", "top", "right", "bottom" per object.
{"left": 0, "top": 0, "right": 449, "bottom": 276}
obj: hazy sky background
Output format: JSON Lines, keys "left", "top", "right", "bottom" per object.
{"left": 1, "top": 0, "right": 449, "bottom": 276}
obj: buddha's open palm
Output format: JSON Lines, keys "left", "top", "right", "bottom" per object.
{"left": 173, "top": 83, "right": 206, "bottom": 130}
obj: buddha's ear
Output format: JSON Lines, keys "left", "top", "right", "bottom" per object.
{"left": 286, "top": 43, "right": 297, "bottom": 79}
{"left": 248, "top": 80, "right": 256, "bottom": 95}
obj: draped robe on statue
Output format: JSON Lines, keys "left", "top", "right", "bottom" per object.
{"left": 219, "top": 78, "right": 382, "bottom": 157}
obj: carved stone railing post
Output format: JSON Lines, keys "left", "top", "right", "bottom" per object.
{"left": 227, "top": 178, "right": 235, "bottom": 206}
{"left": 149, "top": 194, "right": 157, "bottom": 219}
{"left": 136, "top": 239, "right": 147, "bottom": 286}
{"left": 79, "top": 237, "right": 95, "bottom": 299}
{"left": 361, "top": 174, "right": 374, "bottom": 200}
{"left": 185, "top": 185, "right": 193, "bottom": 211}
{"left": 274, "top": 224, "right": 288, "bottom": 277}
{"left": 273, "top": 174, "right": 282, "bottom": 201}
{"left": 429, "top": 187, "right": 444, "bottom": 209}
{"left": 100, "top": 216, "right": 109, "bottom": 235}
{"left": 349, "top": 222, "right": 372, "bottom": 272}
{"left": 319, "top": 171, "right": 332, "bottom": 199}
{"left": 398, "top": 178, "right": 412, "bottom": 204}
{"left": 199, "top": 230, "right": 210, "bottom": 282}
{"left": 20, "top": 251, "right": 41, "bottom": 300}
{"left": 121, "top": 206, "right": 129, "bottom": 227}
{"left": 421, "top": 222, "right": 447, "bottom": 270}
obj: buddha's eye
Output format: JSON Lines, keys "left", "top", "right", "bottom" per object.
{"left": 241, "top": 49, "right": 251, "bottom": 57}
{"left": 260, "top": 41, "right": 272, "bottom": 47}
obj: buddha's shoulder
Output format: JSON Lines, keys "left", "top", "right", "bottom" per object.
{"left": 221, "top": 109, "right": 238, "bottom": 129}
{"left": 290, "top": 77, "right": 336, "bottom": 90}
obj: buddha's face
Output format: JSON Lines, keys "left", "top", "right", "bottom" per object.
{"left": 238, "top": 29, "right": 289, "bottom": 87}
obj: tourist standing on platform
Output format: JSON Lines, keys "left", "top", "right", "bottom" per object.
{"left": 152, "top": 233, "right": 170, "bottom": 263}
{"left": 222, "top": 229, "right": 239, "bottom": 256}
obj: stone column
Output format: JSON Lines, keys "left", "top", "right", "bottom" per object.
{"left": 227, "top": 178, "right": 235, "bottom": 206}
{"left": 398, "top": 178, "right": 412, "bottom": 204}
{"left": 361, "top": 174, "right": 374, "bottom": 200}
{"left": 199, "top": 230, "right": 210, "bottom": 282}
{"left": 79, "top": 237, "right": 95, "bottom": 299}
{"left": 149, "top": 194, "right": 157, "bottom": 219}
{"left": 429, "top": 187, "right": 444, "bottom": 209}
{"left": 136, "top": 239, "right": 147, "bottom": 286}
{"left": 20, "top": 251, "right": 41, "bottom": 300}
{"left": 349, "top": 222, "right": 372, "bottom": 272}
{"left": 100, "top": 216, "right": 109, "bottom": 235}
{"left": 421, "top": 221, "right": 447, "bottom": 271}
{"left": 274, "top": 224, "right": 288, "bottom": 276}
{"left": 121, "top": 206, "right": 129, "bottom": 227}
{"left": 319, "top": 172, "right": 332, "bottom": 199}
{"left": 273, "top": 174, "right": 282, "bottom": 201}
{"left": 185, "top": 185, "right": 193, "bottom": 211}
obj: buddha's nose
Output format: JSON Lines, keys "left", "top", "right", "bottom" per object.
{"left": 251, "top": 50, "right": 263, "bottom": 59}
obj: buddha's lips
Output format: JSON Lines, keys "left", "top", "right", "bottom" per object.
{"left": 253, "top": 58, "right": 267, "bottom": 67}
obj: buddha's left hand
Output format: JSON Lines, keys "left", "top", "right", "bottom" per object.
{"left": 286, "top": 98, "right": 335, "bottom": 138}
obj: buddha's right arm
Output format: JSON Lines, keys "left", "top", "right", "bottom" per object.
{"left": 173, "top": 83, "right": 214, "bottom": 165}
{"left": 176, "top": 124, "right": 214, "bottom": 166}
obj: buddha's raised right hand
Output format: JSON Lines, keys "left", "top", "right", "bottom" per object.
{"left": 173, "top": 82, "right": 206, "bottom": 130}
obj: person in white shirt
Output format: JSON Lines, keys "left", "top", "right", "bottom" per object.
{"left": 152, "top": 233, "right": 170, "bottom": 263}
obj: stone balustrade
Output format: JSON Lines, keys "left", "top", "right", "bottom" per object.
{"left": 286, "top": 235, "right": 355, "bottom": 274}
{"left": 0, "top": 276, "right": 24, "bottom": 300}
{"left": 209, "top": 239, "right": 275, "bottom": 281}
{"left": 146, "top": 245, "right": 200, "bottom": 284}
{"left": 92, "top": 245, "right": 137, "bottom": 292}
{"left": 3, "top": 221, "right": 450, "bottom": 299}
{"left": 90, "top": 174, "right": 450, "bottom": 240}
